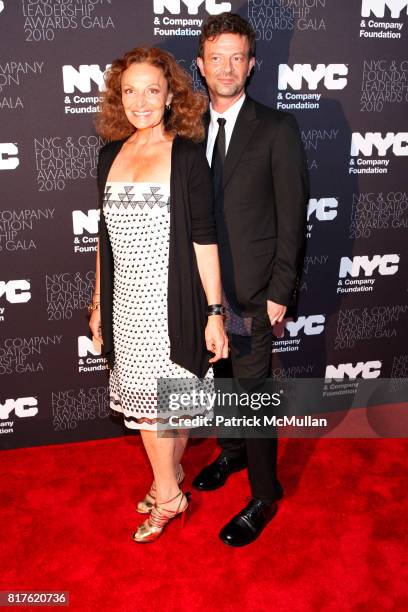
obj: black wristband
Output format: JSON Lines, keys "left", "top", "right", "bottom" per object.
{"left": 207, "top": 304, "right": 225, "bottom": 316}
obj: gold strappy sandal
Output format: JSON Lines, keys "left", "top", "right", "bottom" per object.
{"left": 132, "top": 490, "right": 191, "bottom": 543}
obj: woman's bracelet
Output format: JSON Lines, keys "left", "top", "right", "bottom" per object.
{"left": 87, "top": 301, "right": 100, "bottom": 315}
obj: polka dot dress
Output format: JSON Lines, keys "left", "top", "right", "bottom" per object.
{"left": 103, "top": 182, "right": 213, "bottom": 431}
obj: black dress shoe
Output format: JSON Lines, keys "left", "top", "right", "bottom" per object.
{"left": 192, "top": 454, "right": 247, "bottom": 491}
{"left": 219, "top": 498, "right": 279, "bottom": 547}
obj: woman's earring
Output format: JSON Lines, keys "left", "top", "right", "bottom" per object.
{"left": 165, "top": 103, "right": 171, "bottom": 111}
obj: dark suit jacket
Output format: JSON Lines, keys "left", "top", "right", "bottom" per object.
{"left": 97, "top": 135, "right": 216, "bottom": 377}
{"left": 206, "top": 96, "right": 309, "bottom": 315}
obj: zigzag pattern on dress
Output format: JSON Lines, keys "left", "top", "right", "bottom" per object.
{"left": 103, "top": 185, "right": 170, "bottom": 211}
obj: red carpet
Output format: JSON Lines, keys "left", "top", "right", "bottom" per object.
{"left": 1, "top": 436, "right": 407, "bottom": 611}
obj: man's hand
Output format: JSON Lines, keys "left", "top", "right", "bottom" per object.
{"left": 205, "top": 315, "right": 229, "bottom": 363}
{"left": 267, "top": 300, "right": 287, "bottom": 326}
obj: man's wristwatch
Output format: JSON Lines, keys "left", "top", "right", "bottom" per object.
{"left": 206, "top": 304, "right": 226, "bottom": 317}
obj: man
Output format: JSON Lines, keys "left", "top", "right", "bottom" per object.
{"left": 193, "top": 13, "right": 309, "bottom": 546}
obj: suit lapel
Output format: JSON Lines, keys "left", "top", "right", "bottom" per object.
{"left": 223, "top": 97, "right": 258, "bottom": 189}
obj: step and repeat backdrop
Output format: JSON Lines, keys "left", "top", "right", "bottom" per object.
{"left": 1, "top": 0, "right": 407, "bottom": 448}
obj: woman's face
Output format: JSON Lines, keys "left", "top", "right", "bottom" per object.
{"left": 121, "top": 62, "right": 172, "bottom": 132}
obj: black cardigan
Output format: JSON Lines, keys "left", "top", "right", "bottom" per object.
{"left": 96, "top": 135, "right": 217, "bottom": 378}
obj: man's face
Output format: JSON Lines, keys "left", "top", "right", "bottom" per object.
{"left": 197, "top": 33, "right": 255, "bottom": 100}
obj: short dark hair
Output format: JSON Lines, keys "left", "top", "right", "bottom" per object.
{"left": 197, "top": 13, "right": 256, "bottom": 59}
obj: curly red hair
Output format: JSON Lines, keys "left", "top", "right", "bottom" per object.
{"left": 95, "top": 47, "right": 207, "bottom": 142}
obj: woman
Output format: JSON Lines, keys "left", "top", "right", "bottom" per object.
{"left": 88, "top": 47, "right": 228, "bottom": 543}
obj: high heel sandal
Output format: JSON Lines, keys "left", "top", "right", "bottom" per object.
{"left": 132, "top": 490, "right": 191, "bottom": 543}
{"left": 136, "top": 464, "right": 185, "bottom": 514}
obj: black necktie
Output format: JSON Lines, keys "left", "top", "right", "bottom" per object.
{"left": 211, "top": 117, "right": 226, "bottom": 195}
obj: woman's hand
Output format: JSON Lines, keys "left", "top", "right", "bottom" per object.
{"left": 89, "top": 308, "right": 103, "bottom": 344}
{"left": 205, "top": 315, "right": 228, "bottom": 363}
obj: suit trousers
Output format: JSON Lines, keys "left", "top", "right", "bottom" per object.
{"left": 214, "top": 315, "right": 282, "bottom": 503}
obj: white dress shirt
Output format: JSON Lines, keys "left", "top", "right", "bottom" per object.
{"left": 206, "top": 93, "right": 246, "bottom": 165}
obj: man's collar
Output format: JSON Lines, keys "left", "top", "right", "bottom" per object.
{"left": 209, "top": 93, "right": 246, "bottom": 125}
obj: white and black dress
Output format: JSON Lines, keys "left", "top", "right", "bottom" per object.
{"left": 102, "top": 181, "right": 213, "bottom": 431}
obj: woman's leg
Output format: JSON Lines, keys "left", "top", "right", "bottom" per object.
{"left": 140, "top": 429, "right": 188, "bottom": 508}
{"left": 133, "top": 428, "right": 191, "bottom": 542}
{"left": 173, "top": 428, "right": 189, "bottom": 473}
